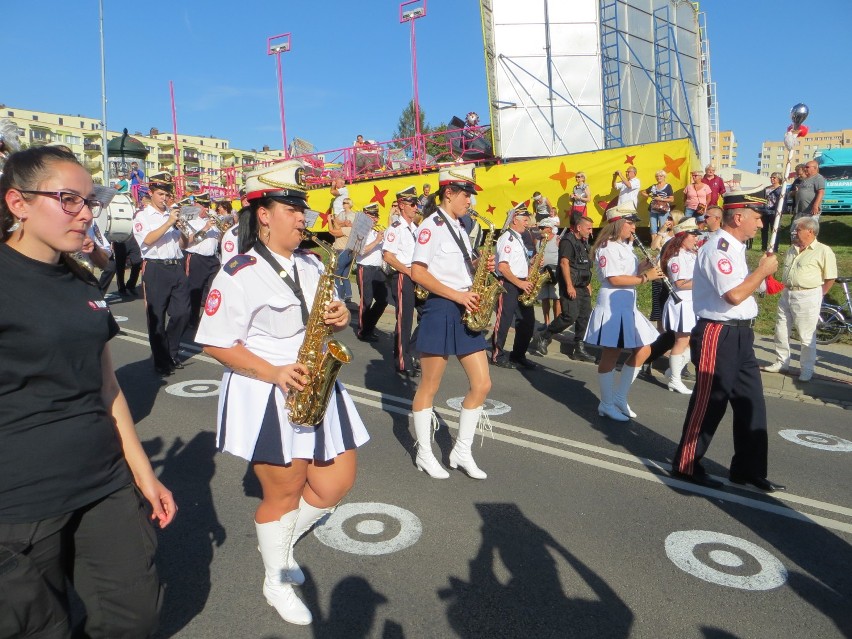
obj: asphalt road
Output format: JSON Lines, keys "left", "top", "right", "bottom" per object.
{"left": 104, "top": 292, "right": 852, "bottom": 639}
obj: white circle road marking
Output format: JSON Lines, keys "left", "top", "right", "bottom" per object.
{"left": 665, "top": 530, "right": 787, "bottom": 591}
{"left": 113, "top": 315, "right": 128, "bottom": 322}
{"left": 778, "top": 429, "right": 852, "bottom": 452}
{"left": 314, "top": 502, "right": 422, "bottom": 556}
{"left": 446, "top": 397, "right": 511, "bottom": 416}
{"left": 165, "top": 379, "right": 221, "bottom": 398}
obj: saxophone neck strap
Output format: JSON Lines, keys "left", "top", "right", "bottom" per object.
{"left": 435, "top": 209, "right": 475, "bottom": 277}
{"left": 254, "top": 242, "right": 310, "bottom": 324}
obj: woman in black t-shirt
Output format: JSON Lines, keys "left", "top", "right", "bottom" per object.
{"left": 0, "top": 147, "right": 176, "bottom": 638}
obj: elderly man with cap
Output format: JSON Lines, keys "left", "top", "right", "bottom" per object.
{"left": 491, "top": 205, "right": 538, "bottom": 370}
{"left": 354, "top": 203, "right": 388, "bottom": 342}
{"left": 763, "top": 216, "right": 836, "bottom": 382}
{"left": 671, "top": 189, "right": 785, "bottom": 492}
{"left": 535, "top": 216, "right": 562, "bottom": 326}
{"left": 383, "top": 186, "right": 421, "bottom": 376}
{"left": 195, "top": 159, "right": 369, "bottom": 627}
{"left": 132, "top": 171, "right": 193, "bottom": 375}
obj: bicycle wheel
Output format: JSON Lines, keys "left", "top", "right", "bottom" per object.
{"left": 815, "top": 306, "right": 845, "bottom": 345}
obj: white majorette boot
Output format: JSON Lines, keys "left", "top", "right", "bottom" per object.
{"left": 613, "top": 365, "right": 640, "bottom": 418}
{"left": 667, "top": 352, "right": 693, "bottom": 395}
{"left": 449, "top": 405, "right": 488, "bottom": 480}
{"left": 597, "top": 371, "right": 629, "bottom": 421}
{"left": 255, "top": 511, "right": 312, "bottom": 625}
{"left": 284, "top": 497, "right": 336, "bottom": 586}
{"left": 412, "top": 408, "right": 449, "bottom": 478}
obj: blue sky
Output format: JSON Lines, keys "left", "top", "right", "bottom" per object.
{"left": 3, "top": 0, "right": 845, "bottom": 170}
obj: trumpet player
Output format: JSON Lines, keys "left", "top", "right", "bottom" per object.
{"left": 132, "top": 171, "right": 192, "bottom": 376}
{"left": 186, "top": 199, "right": 221, "bottom": 329}
{"left": 354, "top": 203, "right": 388, "bottom": 342}
{"left": 491, "top": 206, "right": 537, "bottom": 370}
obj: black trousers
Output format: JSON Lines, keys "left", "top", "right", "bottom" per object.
{"left": 545, "top": 284, "right": 592, "bottom": 342}
{"left": 0, "top": 483, "right": 160, "bottom": 639}
{"left": 390, "top": 272, "right": 417, "bottom": 371}
{"left": 491, "top": 280, "right": 535, "bottom": 362}
{"left": 186, "top": 253, "right": 221, "bottom": 328}
{"left": 99, "top": 239, "right": 142, "bottom": 293}
{"left": 356, "top": 264, "right": 388, "bottom": 338}
{"left": 142, "top": 260, "right": 190, "bottom": 369}
{"left": 673, "top": 321, "right": 768, "bottom": 479}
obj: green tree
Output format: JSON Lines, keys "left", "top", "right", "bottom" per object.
{"left": 391, "top": 99, "right": 427, "bottom": 145}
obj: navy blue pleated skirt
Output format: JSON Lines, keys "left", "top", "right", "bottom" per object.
{"left": 416, "top": 295, "right": 486, "bottom": 356}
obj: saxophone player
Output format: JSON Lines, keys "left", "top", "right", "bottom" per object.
{"left": 490, "top": 205, "right": 537, "bottom": 370}
{"left": 195, "top": 161, "right": 369, "bottom": 627}
{"left": 410, "top": 163, "right": 493, "bottom": 480}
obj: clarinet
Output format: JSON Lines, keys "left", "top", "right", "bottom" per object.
{"left": 631, "top": 232, "right": 682, "bottom": 305}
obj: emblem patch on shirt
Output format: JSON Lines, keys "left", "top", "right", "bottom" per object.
{"left": 671, "top": 263, "right": 680, "bottom": 274}
{"left": 717, "top": 258, "right": 733, "bottom": 275}
{"left": 134, "top": 222, "right": 143, "bottom": 233}
{"left": 386, "top": 232, "right": 396, "bottom": 243}
{"left": 418, "top": 229, "right": 431, "bottom": 244}
{"left": 503, "top": 245, "right": 511, "bottom": 253}
{"left": 599, "top": 256, "right": 607, "bottom": 268}
{"left": 717, "top": 237, "right": 729, "bottom": 252}
{"left": 205, "top": 289, "right": 222, "bottom": 315}
{"left": 224, "top": 240, "right": 235, "bottom": 253}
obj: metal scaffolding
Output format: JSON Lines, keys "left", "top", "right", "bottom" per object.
{"left": 653, "top": 4, "right": 675, "bottom": 141}
{"left": 698, "top": 8, "right": 719, "bottom": 144}
{"left": 599, "top": 0, "right": 624, "bottom": 149}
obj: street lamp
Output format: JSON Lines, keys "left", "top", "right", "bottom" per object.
{"left": 267, "top": 33, "right": 292, "bottom": 158}
{"left": 400, "top": 1, "right": 426, "bottom": 169}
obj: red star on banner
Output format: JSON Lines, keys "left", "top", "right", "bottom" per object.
{"left": 625, "top": 154, "right": 635, "bottom": 165}
{"left": 662, "top": 154, "right": 687, "bottom": 179}
{"left": 486, "top": 205, "right": 496, "bottom": 214}
{"left": 508, "top": 174, "right": 519, "bottom": 185}
{"left": 318, "top": 211, "right": 331, "bottom": 229}
{"left": 509, "top": 199, "right": 530, "bottom": 209}
{"left": 549, "top": 162, "right": 576, "bottom": 190}
{"left": 370, "top": 184, "right": 389, "bottom": 207}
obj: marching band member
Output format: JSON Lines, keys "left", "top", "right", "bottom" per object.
{"left": 220, "top": 190, "right": 249, "bottom": 265}
{"left": 410, "top": 164, "right": 493, "bottom": 480}
{"left": 383, "top": 186, "right": 421, "bottom": 377}
{"left": 354, "top": 203, "right": 388, "bottom": 342}
{"left": 132, "top": 171, "right": 192, "bottom": 375}
{"left": 671, "top": 191, "right": 784, "bottom": 492}
{"left": 185, "top": 195, "right": 221, "bottom": 329}
{"left": 195, "top": 160, "right": 369, "bottom": 626}
{"left": 659, "top": 218, "right": 702, "bottom": 394}
{"left": 584, "top": 208, "right": 663, "bottom": 421}
{"left": 490, "top": 205, "right": 537, "bottom": 370}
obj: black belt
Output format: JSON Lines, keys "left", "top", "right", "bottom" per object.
{"left": 146, "top": 258, "right": 182, "bottom": 266}
{"left": 698, "top": 317, "right": 755, "bottom": 328}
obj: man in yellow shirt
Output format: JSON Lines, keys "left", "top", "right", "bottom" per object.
{"left": 763, "top": 216, "right": 837, "bottom": 381}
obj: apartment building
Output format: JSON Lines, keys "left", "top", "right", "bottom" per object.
{"left": 709, "top": 130, "right": 737, "bottom": 170}
{"left": 758, "top": 128, "right": 852, "bottom": 177}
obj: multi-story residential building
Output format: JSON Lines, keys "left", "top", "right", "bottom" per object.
{"left": 709, "top": 130, "right": 737, "bottom": 170}
{"left": 758, "top": 128, "right": 852, "bottom": 177}
{"left": 0, "top": 104, "right": 285, "bottom": 190}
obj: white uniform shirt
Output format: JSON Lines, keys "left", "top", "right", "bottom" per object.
{"left": 196, "top": 247, "right": 325, "bottom": 366}
{"left": 133, "top": 205, "right": 183, "bottom": 259}
{"left": 595, "top": 239, "right": 638, "bottom": 288}
{"left": 220, "top": 223, "right": 240, "bottom": 265}
{"left": 412, "top": 209, "right": 474, "bottom": 290}
{"left": 496, "top": 229, "right": 529, "bottom": 279}
{"left": 185, "top": 216, "right": 221, "bottom": 257}
{"left": 382, "top": 219, "right": 417, "bottom": 267}
{"left": 666, "top": 249, "right": 696, "bottom": 300}
{"left": 617, "top": 178, "right": 641, "bottom": 210}
{"left": 692, "top": 229, "right": 758, "bottom": 320}
{"left": 356, "top": 228, "right": 384, "bottom": 267}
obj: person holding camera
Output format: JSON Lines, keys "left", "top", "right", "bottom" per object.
{"left": 613, "top": 166, "right": 640, "bottom": 212}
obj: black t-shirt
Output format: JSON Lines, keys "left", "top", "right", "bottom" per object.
{"left": 557, "top": 232, "right": 592, "bottom": 287}
{"left": 0, "top": 244, "right": 129, "bottom": 523}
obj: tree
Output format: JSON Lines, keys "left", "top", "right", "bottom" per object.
{"left": 391, "top": 99, "right": 427, "bottom": 144}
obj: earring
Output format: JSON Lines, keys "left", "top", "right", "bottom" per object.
{"left": 261, "top": 226, "right": 270, "bottom": 242}
{"left": 8, "top": 218, "right": 21, "bottom": 233}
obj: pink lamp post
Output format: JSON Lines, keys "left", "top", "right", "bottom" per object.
{"left": 267, "top": 33, "right": 292, "bottom": 158}
{"left": 400, "top": 1, "right": 426, "bottom": 170}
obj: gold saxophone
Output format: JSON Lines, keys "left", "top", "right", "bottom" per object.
{"left": 519, "top": 236, "right": 551, "bottom": 306}
{"left": 463, "top": 212, "right": 505, "bottom": 332}
{"left": 286, "top": 231, "right": 354, "bottom": 426}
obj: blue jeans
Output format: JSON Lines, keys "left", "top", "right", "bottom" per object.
{"left": 334, "top": 249, "right": 353, "bottom": 300}
{"left": 649, "top": 211, "right": 668, "bottom": 235}
{"left": 684, "top": 208, "right": 698, "bottom": 219}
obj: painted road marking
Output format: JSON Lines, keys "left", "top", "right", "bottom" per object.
{"left": 165, "top": 380, "right": 222, "bottom": 398}
{"left": 665, "top": 530, "right": 787, "bottom": 590}
{"left": 779, "top": 429, "right": 852, "bottom": 452}
{"left": 313, "top": 502, "right": 422, "bottom": 556}
{"left": 446, "top": 397, "right": 511, "bottom": 415}
{"left": 113, "top": 315, "right": 128, "bottom": 322}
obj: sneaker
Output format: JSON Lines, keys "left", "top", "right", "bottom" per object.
{"left": 761, "top": 362, "right": 789, "bottom": 374}
{"left": 798, "top": 370, "right": 813, "bottom": 382}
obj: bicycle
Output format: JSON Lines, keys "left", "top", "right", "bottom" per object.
{"left": 816, "top": 277, "right": 852, "bottom": 345}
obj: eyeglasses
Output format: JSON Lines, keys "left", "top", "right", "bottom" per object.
{"left": 17, "top": 190, "right": 103, "bottom": 216}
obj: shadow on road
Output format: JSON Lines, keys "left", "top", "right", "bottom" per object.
{"left": 116, "top": 358, "right": 168, "bottom": 423}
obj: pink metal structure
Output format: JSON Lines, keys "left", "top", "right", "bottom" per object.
{"left": 399, "top": 0, "right": 427, "bottom": 173}
{"left": 267, "top": 32, "right": 292, "bottom": 158}
{"left": 169, "top": 80, "right": 184, "bottom": 198}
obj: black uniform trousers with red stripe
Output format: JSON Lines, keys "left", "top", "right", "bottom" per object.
{"left": 142, "top": 260, "right": 190, "bottom": 370}
{"left": 673, "top": 320, "right": 768, "bottom": 479}
{"left": 491, "top": 279, "right": 535, "bottom": 363}
{"left": 356, "top": 264, "right": 388, "bottom": 338}
{"left": 390, "top": 271, "right": 420, "bottom": 371}
{"left": 186, "top": 253, "right": 221, "bottom": 328}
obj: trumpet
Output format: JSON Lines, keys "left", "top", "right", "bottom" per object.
{"left": 631, "top": 232, "right": 681, "bottom": 304}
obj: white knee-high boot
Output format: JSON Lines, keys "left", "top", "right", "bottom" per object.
{"left": 449, "top": 405, "right": 487, "bottom": 480}
{"left": 667, "top": 352, "right": 692, "bottom": 395}
{"left": 613, "top": 365, "right": 640, "bottom": 418}
{"left": 284, "top": 497, "right": 336, "bottom": 586}
{"left": 598, "top": 371, "right": 628, "bottom": 421}
{"left": 255, "top": 511, "right": 312, "bottom": 625}
{"left": 412, "top": 408, "right": 449, "bottom": 479}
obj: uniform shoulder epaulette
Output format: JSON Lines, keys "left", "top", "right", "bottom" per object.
{"left": 229, "top": 227, "right": 239, "bottom": 237}
{"left": 434, "top": 215, "right": 445, "bottom": 226}
{"left": 717, "top": 237, "right": 729, "bottom": 252}
{"left": 508, "top": 234, "right": 515, "bottom": 242}
{"left": 295, "top": 248, "right": 323, "bottom": 262}
{"left": 391, "top": 220, "right": 402, "bottom": 228}
{"left": 223, "top": 254, "right": 256, "bottom": 275}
